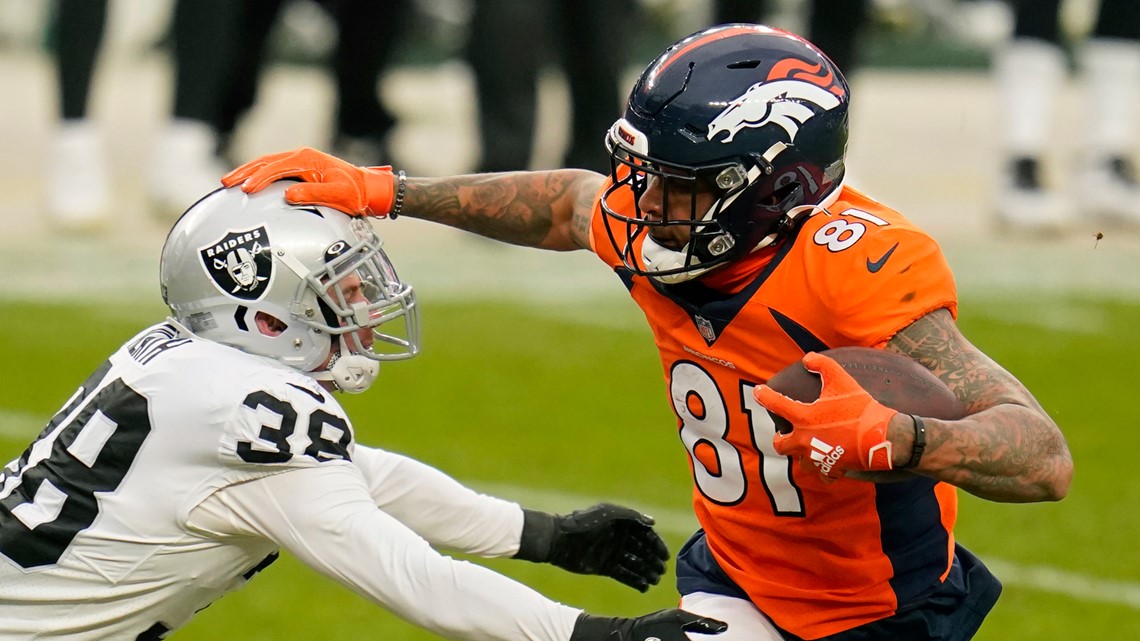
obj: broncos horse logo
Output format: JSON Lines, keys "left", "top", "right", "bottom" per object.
{"left": 706, "top": 79, "right": 842, "bottom": 145}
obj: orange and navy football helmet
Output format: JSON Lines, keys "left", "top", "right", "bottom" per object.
{"left": 601, "top": 24, "right": 850, "bottom": 282}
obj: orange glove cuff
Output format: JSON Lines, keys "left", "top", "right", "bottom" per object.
{"left": 361, "top": 166, "right": 398, "bottom": 216}
{"left": 857, "top": 402, "right": 897, "bottom": 470}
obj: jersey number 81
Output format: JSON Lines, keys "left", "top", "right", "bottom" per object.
{"left": 672, "top": 361, "right": 805, "bottom": 517}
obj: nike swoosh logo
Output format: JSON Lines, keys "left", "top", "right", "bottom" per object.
{"left": 866, "top": 243, "right": 899, "bottom": 273}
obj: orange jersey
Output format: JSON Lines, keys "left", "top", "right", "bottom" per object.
{"left": 590, "top": 184, "right": 960, "bottom": 639}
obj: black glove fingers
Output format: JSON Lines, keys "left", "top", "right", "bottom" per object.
{"left": 609, "top": 564, "right": 652, "bottom": 592}
{"left": 612, "top": 523, "right": 669, "bottom": 564}
{"left": 632, "top": 528, "right": 670, "bottom": 562}
{"left": 571, "top": 609, "right": 725, "bottom": 641}
{"left": 607, "top": 540, "right": 665, "bottom": 578}
{"left": 567, "top": 503, "right": 655, "bottom": 532}
{"left": 614, "top": 536, "right": 665, "bottom": 569}
{"left": 629, "top": 609, "right": 728, "bottom": 641}
{"left": 638, "top": 524, "right": 670, "bottom": 560}
{"left": 547, "top": 503, "right": 671, "bottom": 590}
{"left": 604, "top": 502, "right": 656, "bottom": 527}
{"left": 601, "top": 528, "right": 666, "bottom": 579}
{"left": 682, "top": 616, "right": 729, "bottom": 635}
{"left": 631, "top": 551, "right": 666, "bottom": 579}
{"left": 614, "top": 552, "right": 664, "bottom": 585}
{"left": 563, "top": 506, "right": 616, "bottom": 533}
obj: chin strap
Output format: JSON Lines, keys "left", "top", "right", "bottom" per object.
{"left": 641, "top": 179, "right": 845, "bottom": 285}
{"left": 312, "top": 336, "right": 379, "bottom": 394}
{"left": 640, "top": 235, "right": 722, "bottom": 284}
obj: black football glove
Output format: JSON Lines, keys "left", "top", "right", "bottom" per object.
{"left": 514, "top": 503, "right": 669, "bottom": 592}
{"left": 569, "top": 609, "right": 727, "bottom": 641}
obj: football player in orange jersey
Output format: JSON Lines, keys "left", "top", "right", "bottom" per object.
{"left": 223, "top": 24, "right": 1073, "bottom": 641}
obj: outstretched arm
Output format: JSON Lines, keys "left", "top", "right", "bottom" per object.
{"left": 189, "top": 465, "right": 722, "bottom": 641}
{"left": 188, "top": 465, "right": 582, "bottom": 641}
{"left": 222, "top": 147, "right": 604, "bottom": 251}
{"left": 884, "top": 308, "right": 1073, "bottom": 502}
{"left": 353, "top": 445, "right": 668, "bottom": 592}
{"left": 403, "top": 171, "right": 603, "bottom": 251}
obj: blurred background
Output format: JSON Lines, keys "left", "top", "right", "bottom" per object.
{"left": 0, "top": 0, "right": 1138, "bottom": 639}
{"left": 1, "top": 0, "right": 1136, "bottom": 300}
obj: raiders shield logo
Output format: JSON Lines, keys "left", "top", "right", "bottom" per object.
{"left": 199, "top": 226, "right": 272, "bottom": 301}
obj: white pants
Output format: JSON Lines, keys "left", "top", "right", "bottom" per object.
{"left": 680, "top": 591, "right": 786, "bottom": 641}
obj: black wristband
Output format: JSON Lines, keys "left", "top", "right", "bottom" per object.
{"left": 904, "top": 415, "right": 926, "bottom": 469}
{"left": 513, "top": 509, "right": 557, "bottom": 562}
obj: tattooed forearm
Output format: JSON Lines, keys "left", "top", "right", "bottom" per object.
{"left": 887, "top": 309, "right": 1038, "bottom": 414}
{"left": 570, "top": 180, "right": 598, "bottom": 244}
{"left": 402, "top": 170, "right": 604, "bottom": 251}
{"left": 885, "top": 309, "right": 1073, "bottom": 503}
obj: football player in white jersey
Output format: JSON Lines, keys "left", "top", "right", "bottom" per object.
{"left": 0, "top": 184, "right": 726, "bottom": 641}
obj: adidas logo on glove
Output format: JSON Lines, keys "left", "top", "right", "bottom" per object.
{"left": 809, "top": 437, "right": 845, "bottom": 475}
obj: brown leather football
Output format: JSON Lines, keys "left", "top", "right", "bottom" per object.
{"left": 766, "top": 346, "right": 967, "bottom": 435}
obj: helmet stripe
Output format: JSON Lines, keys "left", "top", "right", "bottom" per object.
{"left": 657, "top": 24, "right": 781, "bottom": 74}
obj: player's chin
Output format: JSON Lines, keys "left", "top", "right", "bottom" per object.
{"left": 350, "top": 329, "right": 375, "bottom": 351}
{"left": 648, "top": 231, "right": 686, "bottom": 251}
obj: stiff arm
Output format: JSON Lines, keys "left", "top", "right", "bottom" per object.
{"left": 401, "top": 170, "right": 605, "bottom": 251}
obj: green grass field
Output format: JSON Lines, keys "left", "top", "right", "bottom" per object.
{"left": 0, "top": 293, "right": 1136, "bottom": 640}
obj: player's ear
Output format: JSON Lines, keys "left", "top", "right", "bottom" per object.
{"left": 254, "top": 312, "right": 288, "bottom": 337}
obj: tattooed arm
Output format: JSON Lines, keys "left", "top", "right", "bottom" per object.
{"left": 221, "top": 148, "right": 605, "bottom": 249}
{"left": 402, "top": 170, "right": 606, "bottom": 252}
{"left": 881, "top": 308, "right": 1072, "bottom": 503}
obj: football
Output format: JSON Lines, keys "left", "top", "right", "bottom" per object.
{"left": 765, "top": 346, "right": 967, "bottom": 435}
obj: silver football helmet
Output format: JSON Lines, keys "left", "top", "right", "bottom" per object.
{"left": 160, "top": 184, "right": 420, "bottom": 393}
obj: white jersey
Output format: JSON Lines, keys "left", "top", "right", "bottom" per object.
{"left": 0, "top": 322, "right": 580, "bottom": 640}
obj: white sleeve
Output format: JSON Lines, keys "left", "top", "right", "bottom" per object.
{"left": 352, "top": 444, "right": 524, "bottom": 557}
{"left": 187, "top": 465, "right": 580, "bottom": 641}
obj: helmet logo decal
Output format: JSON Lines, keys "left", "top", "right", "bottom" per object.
{"left": 200, "top": 226, "right": 272, "bottom": 301}
{"left": 706, "top": 79, "right": 841, "bottom": 147}
{"left": 766, "top": 59, "right": 846, "bottom": 97}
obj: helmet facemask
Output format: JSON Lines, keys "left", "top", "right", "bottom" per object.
{"left": 601, "top": 126, "right": 805, "bottom": 284}
{"left": 298, "top": 237, "right": 418, "bottom": 359}
{"left": 284, "top": 231, "right": 420, "bottom": 393}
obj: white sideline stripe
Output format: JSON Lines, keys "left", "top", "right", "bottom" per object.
{"left": 983, "top": 558, "right": 1140, "bottom": 611}
{"left": 0, "top": 409, "right": 44, "bottom": 439}
{"left": 2, "top": 410, "right": 1136, "bottom": 611}
{"left": 476, "top": 481, "right": 1140, "bottom": 612}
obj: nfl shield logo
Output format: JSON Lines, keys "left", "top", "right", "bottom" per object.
{"left": 199, "top": 226, "right": 273, "bottom": 301}
{"left": 695, "top": 315, "right": 716, "bottom": 343}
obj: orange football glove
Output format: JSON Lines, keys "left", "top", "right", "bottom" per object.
{"left": 753, "top": 352, "right": 898, "bottom": 479}
{"left": 221, "top": 147, "right": 398, "bottom": 218}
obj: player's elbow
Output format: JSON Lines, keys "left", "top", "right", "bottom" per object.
{"left": 1041, "top": 451, "right": 1074, "bottom": 502}
{"left": 1023, "top": 443, "right": 1073, "bottom": 503}
{"left": 1020, "top": 410, "right": 1073, "bottom": 502}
